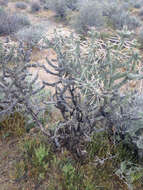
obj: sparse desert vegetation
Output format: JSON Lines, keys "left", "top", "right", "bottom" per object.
{"left": 1, "top": 0, "right": 143, "bottom": 190}
{"left": 31, "top": 1, "right": 41, "bottom": 12}
{"left": 15, "top": 2, "right": 27, "bottom": 9}
{"left": 15, "top": 24, "right": 46, "bottom": 47}
{"left": 0, "top": 9, "right": 30, "bottom": 35}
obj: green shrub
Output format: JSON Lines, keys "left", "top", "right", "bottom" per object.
{"left": 15, "top": 136, "right": 53, "bottom": 181}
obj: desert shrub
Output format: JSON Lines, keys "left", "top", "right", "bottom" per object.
{"left": 73, "top": 1, "right": 104, "bottom": 33}
{"left": 109, "top": 11, "right": 140, "bottom": 30}
{"left": 139, "top": 8, "right": 143, "bottom": 17}
{"left": 40, "top": 0, "right": 48, "bottom": 9}
{"left": 48, "top": 0, "right": 67, "bottom": 18}
{"left": 130, "top": 0, "right": 143, "bottom": 9}
{"left": 133, "top": 0, "right": 143, "bottom": 9}
{"left": 0, "top": 10, "right": 30, "bottom": 35}
{"left": 124, "top": 93, "right": 143, "bottom": 160}
{"left": 15, "top": 24, "right": 46, "bottom": 47}
{"left": 65, "top": 0, "right": 77, "bottom": 10}
{"left": 39, "top": 0, "right": 46, "bottom": 4}
{"left": 0, "top": 0, "right": 8, "bottom": 6}
{"left": 122, "top": 0, "right": 142, "bottom": 8}
{"left": 31, "top": 1, "right": 41, "bottom": 12}
{"left": 105, "top": 3, "right": 141, "bottom": 30}
{"left": 15, "top": 2, "right": 27, "bottom": 9}
{"left": 43, "top": 3, "right": 49, "bottom": 10}
{"left": 48, "top": 0, "right": 78, "bottom": 18}
{"left": 134, "top": 3, "right": 141, "bottom": 9}
{"left": 103, "top": 1, "right": 128, "bottom": 17}
{"left": 73, "top": 0, "right": 140, "bottom": 33}
{"left": 138, "top": 28, "right": 143, "bottom": 48}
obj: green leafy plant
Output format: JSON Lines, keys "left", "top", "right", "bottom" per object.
{"left": 35, "top": 144, "right": 50, "bottom": 167}
{"left": 62, "top": 163, "right": 77, "bottom": 189}
{"left": 16, "top": 137, "right": 53, "bottom": 182}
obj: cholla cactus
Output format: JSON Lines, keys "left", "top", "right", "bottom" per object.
{"left": 0, "top": 41, "right": 48, "bottom": 135}
{"left": 1, "top": 30, "right": 143, "bottom": 158}
{"left": 40, "top": 30, "right": 143, "bottom": 157}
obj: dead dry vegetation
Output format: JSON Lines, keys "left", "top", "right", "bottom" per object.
{"left": 1, "top": 0, "right": 143, "bottom": 190}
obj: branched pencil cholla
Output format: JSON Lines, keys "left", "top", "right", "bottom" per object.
{"left": 0, "top": 30, "right": 143, "bottom": 159}
{"left": 0, "top": 41, "right": 47, "bottom": 134}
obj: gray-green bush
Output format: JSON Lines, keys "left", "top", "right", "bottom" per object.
{"left": 102, "top": 1, "right": 140, "bottom": 30}
{"left": 133, "top": 0, "right": 143, "bottom": 8}
{"left": 73, "top": 0, "right": 141, "bottom": 33}
{"left": 15, "top": 25, "right": 46, "bottom": 47}
{"left": 106, "top": 8, "right": 141, "bottom": 30}
{"left": 0, "top": 10, "right": 30, "bottom": 35}
{"left": 15, "top": 2, "right": 27, "bottom": 9}
{"left": 31, "top": 1, "right": 41, "bottom": 12}
{"left": 48, "top": 0, "right": 77, "bottom": 18}
{"left": 138, "top": 28, "right": 143, "bottom": 48}
{"left": 73, "top": 1, "right": 104, "bottom": 33}
{"left": 0, "top": 0, "right": 8, "bottom": 6}
{"left": 139, "top": 8, "right": 143, "bottom": 17}
{"left": 48, "top": 0, "right": 68, "bottom": 18}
